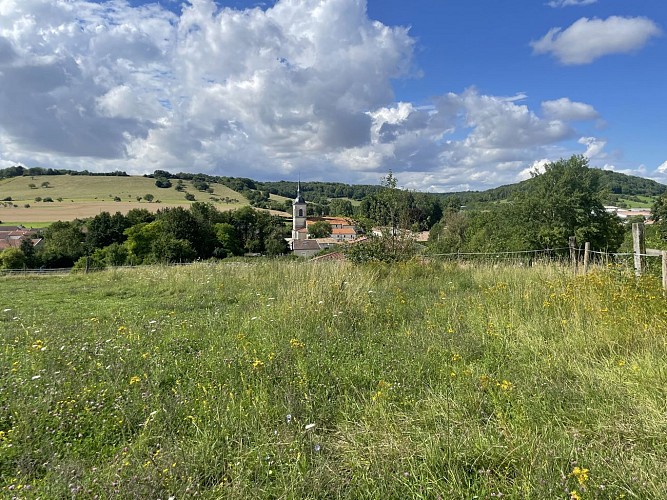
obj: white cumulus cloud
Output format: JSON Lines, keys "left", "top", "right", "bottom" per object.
{"left": 531, "top": 16, "right": 662, "bottom": 65}
{"left": 0, "top": 0, "right": 637, "bottom": 191}
{"left": 541, "top": 98, "right": 599, "bottom": 121}
{"left": 578, "top": 136, "right": 606, "bottom": 158}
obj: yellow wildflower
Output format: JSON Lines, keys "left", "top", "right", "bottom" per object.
{"left": 290, "top": 338, "right": 305, "bottom": 349}
{"left": 498, "top": 380, "right": 513, "bottom": 391}
{"left": 129, "top": 376, "right": 141, "bottom": 385}
{"left": 571, "top": 466, "right": 589, "bottom": 485}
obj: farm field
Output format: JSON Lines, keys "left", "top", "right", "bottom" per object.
{"left": 0, "top": 175, "right": 249, "bottom": 224}
{"left": 1, "top": 261, "right": 666, "bottom": 498}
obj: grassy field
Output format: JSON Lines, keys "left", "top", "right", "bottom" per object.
{"left": 1, "top": 260, "right": 666, "bottom": 498}
{"left": 615, "top": 196, "right": 656, "bottom": 209}
{"left": 0, "top": 176, "right": 248, "bottom": 224}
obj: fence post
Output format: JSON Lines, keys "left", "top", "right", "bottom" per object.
{"left": 569, "top": 236, "right": 577, "bottom": 275}
{"left": 583, "top": 242, "right": 590, "bottom": 274}
{"left": 662, "top": 251, "right": 667, "bottom": 291}
{"left": 632, "top": 222, "right": 645, "bottom": 277}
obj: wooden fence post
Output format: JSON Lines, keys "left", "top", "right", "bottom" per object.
{"left": 569, "top": 236, "right": 577, "bottom": 275}
{"left": 632, "top": 223, "right": 645, "bottom": 277}
{"left": 583, "top": 242, "right": 590, "bottom": 274}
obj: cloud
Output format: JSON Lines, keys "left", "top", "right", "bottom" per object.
{"left": 541, "top": 98, "right": 599, "bottom": 121}
{"left": 547, "top": 0, "right": 597, "bottom": 7}
{"left": 578, "top": 136, "right": 606, "bottom": 158}
{"left": 657, "top": 160, "right": 667, "bottom": 174}
{"left": 531, "top": 16, "right": 662, "bottom": 65}
{"left": 518, "top": 159, "right": 550, "bottom": 181}
{"left": 0, "top": 0, "right": 629, "bottom": 191}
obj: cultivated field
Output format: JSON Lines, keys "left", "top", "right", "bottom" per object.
{"left": 0, "top": 175, "right": 248, "bottom": 224}
{"left": 1, "top": 261, "right": 666, "bottom": 498}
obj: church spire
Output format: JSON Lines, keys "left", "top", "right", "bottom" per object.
{"left": 294, "top": 178, "right": 305, "bottom": 204}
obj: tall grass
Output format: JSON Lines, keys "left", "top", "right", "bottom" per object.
{"left": 1, "top": 260, "right": 666, "bottom": 498}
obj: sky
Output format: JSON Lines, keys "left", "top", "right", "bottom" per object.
{"left": 0, "top": 0, "right": 665, "bottom": 192}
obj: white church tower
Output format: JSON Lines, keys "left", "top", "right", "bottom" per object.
{"left": 292, "top": 181, "right": 307, "bottom": 240}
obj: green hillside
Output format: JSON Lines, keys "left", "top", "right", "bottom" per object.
{"left": 0, "top": 175, "right": 248, "bottom": 224}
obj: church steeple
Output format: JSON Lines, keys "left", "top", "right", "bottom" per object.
{"left": 292, "top": 180, "right": 307, "bottom": 240}
{"left": 294, "top": 180, "right": 305, "bottom": 204}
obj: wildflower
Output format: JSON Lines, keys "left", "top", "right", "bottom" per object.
{"left": 286, "top": 414, "right": 292, "bottom": 424}
{"left": 117, "top": 326, "right": 127, "bottom": 334}
{"left": 498, "top": 380, "right": 513, "bottom": 391}
{"left": 451, "top": 353, "right": 461, "bottom": 362}
{"left": 252, "top": 359, "right": 264, "bottom": 369}
{"left": 129, "top": 376, "right": 141, "bottom": 385}
{"left": 569, "top": 490, "right": 581, "bottom": 500}
{"left": 290, "top": 338, "right": 305, "bottom": 349}
{"left": 571, "top": 466, "right": 589, "bottom": 485}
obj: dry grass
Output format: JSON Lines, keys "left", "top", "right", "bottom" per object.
{"left": 0, "top": 175, "right": 248, "bottom": 223}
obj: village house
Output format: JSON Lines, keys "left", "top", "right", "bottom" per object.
{"left": 0, "top": 226, "right": 43, "bottom": 251}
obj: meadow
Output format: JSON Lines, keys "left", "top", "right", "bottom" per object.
{"left": 1, "top": 260, "right": 666, "bottom": 498}
{"left": 0, "top": 176, "right": 247, "bottom": 224}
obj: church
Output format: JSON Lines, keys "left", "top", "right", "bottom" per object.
{"left": 288, "top": 183, "right": 359, "bottom": 257}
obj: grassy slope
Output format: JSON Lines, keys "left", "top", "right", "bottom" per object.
{"left": 1, "top": 260, "right": 665, "bottom": 498}
{"left": 0, "top": 176, "right": 248, "bottom": 224}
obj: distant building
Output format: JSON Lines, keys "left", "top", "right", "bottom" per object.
{"left": 0, "top": 226, "right": 43, "bottom": 251}
{"left": 287, "top": 184, "right": 361, "bottom": 256}
{"left": 605, "top": 206, "right": 653, "bottom": 223}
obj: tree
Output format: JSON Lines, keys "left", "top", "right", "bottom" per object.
{"left": 515, "top": 155, "right": 624, "bottom": 251}
{"left": 308, "top": 221, "right": 332, "bottom": 238}
{"left": 651, "top": 191, "right": 667, "bottom": 240}
{"left": 0, "top": 248, "right": 26, "bottom": 269}
{"left": 20, "top": 238, "right": 39, "bottom": 268}
{"left": 39, "top": 221, "right": 85, "bottom": 267}
{"left": 126, "top": 208, "right": 155, "bottom": 226}
{"left": 328, "top": 199, "right": 354, "bottom": 217}
{"left": 86, "top": 211, "right": 129, "bottom": 250}
{"left": 345, "top": 172, "right": 421, "bottom": 263}
{"left": 214, "top": 223, "right": 243, "bottom": 257}
{"left": 144, "top": 193, "right": 155, "bottom": 202}
{"left": 265, "top": 229, "right": 289, "bottom": 256}
{"left": 428, "top": 211, "right": 469, "bottom": 254}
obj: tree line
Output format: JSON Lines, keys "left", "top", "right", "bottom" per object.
{"left": 2, "top": 155, "right": 664, "bottom": 269}
{"left": 0, "top": 204, "right": 290, "bottom": 270}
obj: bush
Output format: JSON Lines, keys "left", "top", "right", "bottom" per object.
{"left": 185, "top": 193, "right": 196, "bottom": 201}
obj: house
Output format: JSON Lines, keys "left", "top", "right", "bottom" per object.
{"left": 0, "top": 226, "right": 43, "bottom": 251}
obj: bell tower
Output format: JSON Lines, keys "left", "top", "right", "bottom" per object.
{"left": 292, "top": 181, "right": 307, "bottom": 240}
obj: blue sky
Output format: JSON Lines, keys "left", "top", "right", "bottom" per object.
{"left": 0, "top": 0, "right": 664, "bottom": 191}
